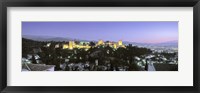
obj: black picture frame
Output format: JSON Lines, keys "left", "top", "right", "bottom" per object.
{"left": 0, "top": 0, "right": 200, "bottom": 93}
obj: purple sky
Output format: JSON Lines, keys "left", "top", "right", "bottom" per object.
{"left": 22, "top": 22, "right": 178, "bottom": 43}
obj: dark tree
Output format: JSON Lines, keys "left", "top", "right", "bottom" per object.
{"left": 144, "top": 61, "right": 148, "bottom": 71}
{"left": 89, "top": 41, "right": 96, "bottom": 47}
{"left": 32, "top": 55, "right": 37, "bottom": 64}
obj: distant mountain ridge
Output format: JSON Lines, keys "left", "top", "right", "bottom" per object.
{"left": 122, "top": 40, "right": 178, "bottom": 48}
{"left": 23, "top": 35, "right": 96, "bottom": 42}
{"left": 154, "top": 40, "right": 178, "bottom": 47}
{"left": 22, "top": 35, "right": 178, "bottom": 47}
{"left": 22, "top": 35, "right": 73, "bottom": 42}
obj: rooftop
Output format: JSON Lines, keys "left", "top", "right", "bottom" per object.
{"left": 22, "top": 63, "right": 55, "bottom": 71}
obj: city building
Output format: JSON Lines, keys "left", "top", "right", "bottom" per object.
{"left": 46, "top": 43, "right": 51, "bottom": 47}
{"left": 22, "top": 63, "right": 55, "bottom": 71}
{"left": 55, "top": 44, "right": 60, "bottom": 48}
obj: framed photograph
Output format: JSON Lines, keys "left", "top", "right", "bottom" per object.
{"left": 0, "top": 0, "right": 199, "bottom": 93}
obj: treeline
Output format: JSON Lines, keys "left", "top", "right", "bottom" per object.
{"left": 22, "top": 38, "right": 152, "bottom": 71}
{"left": 22, "top": 38, "right": 44, "bottom": 57}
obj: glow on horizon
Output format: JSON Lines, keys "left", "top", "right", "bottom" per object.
{"left": 130, "top": 37, "right": 177, "bottom": 44}
{"left": 22, "top": 22, "right": 178, "bottom": 44}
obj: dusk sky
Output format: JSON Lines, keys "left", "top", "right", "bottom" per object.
{"left": 22, "top": 22, "right": 178, "bottom": 43}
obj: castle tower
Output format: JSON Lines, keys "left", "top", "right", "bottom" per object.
{"left": 63, "top": 44, "right": 69, "bottom": 49}
{"left": 118, "top": 40, "right": 123, "bottom": 46}
{"left": 97, "top": 40, "right": 104, "bottom": 45}
{"left": 69, "top": 41, "right": 75, "bottom": 49}
{"left": 113, "top": 43, "right": 117, "bottom": 49}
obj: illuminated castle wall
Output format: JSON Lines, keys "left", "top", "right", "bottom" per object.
{"left": 96, "top": 40, "right": 125, "bottom": 49}
{"left": 63, "top": 41, "right": 91, "bottom": 50}
{"left": 63, "top": 44, "right": 69, "bottom": 49}
{"left": 97, "top": 40, "right": 104, "bottom": 45}
{"left": 63, "top": 40, "right": 125, "bottom": 50}
{"left": 118, "top": 40, "right": 122, "bottom": 46}
{"left": 69, "top": 41, "right": 75, "bottom": 49}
